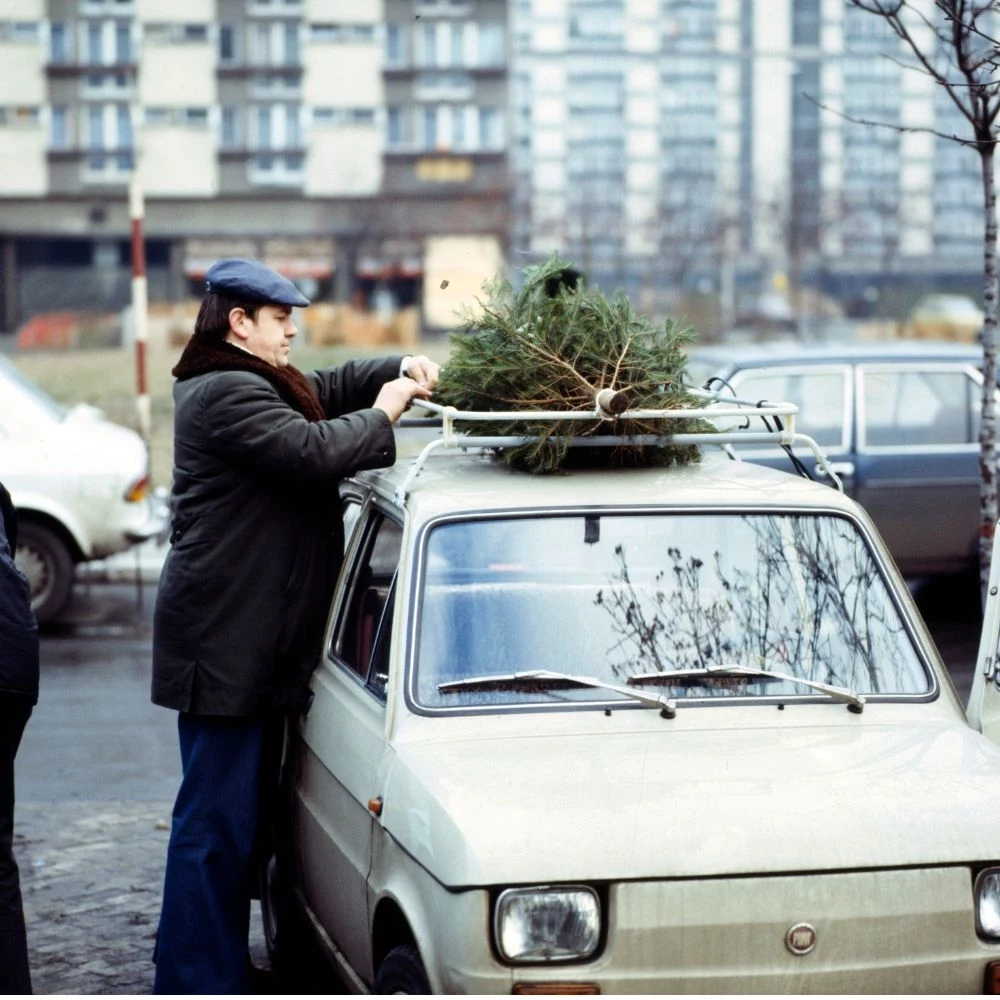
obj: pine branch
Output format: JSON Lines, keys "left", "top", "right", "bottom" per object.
{"left": 436, "top": 253, "right": 714, "bottom": 473}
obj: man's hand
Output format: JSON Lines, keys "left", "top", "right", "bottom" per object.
{"left": 402, "top": 356, "right": 441, "bottom": 390}
{"left": 373, "top": 378, "right": 432, "bottom": 424}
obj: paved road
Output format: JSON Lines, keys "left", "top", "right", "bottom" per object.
{"left": 12, "top": 572, "right": 983, "bottom": 994}
{"left": 13, "top": 583, "right": 287, "bottom": 995}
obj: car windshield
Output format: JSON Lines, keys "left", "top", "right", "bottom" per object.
{"left": 413, "top": 511, "right": 931, "bottom": 710}
{"left": 0, "top": 355, "right": 66, "bottom": 420}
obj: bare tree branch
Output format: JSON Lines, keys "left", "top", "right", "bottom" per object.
{"left": 804, "top": 94, "right": 986, "bottom": 146}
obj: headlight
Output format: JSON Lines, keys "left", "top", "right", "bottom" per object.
{"left": 494, "top": 886, "right": 601, "bottom": 963}
{"left": 976, "top": 868, "right": 1000, "bottom": 939}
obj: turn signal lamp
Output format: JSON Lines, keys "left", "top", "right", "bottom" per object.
{"left": 124, "top": 475, "right": 149, "bottom": 503}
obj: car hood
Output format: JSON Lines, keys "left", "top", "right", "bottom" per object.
{"left": 381, "top": 717, "right": 1000, "bottom": 887}
{"left": 17, "top": 404, "right": 147, "bottom": 477}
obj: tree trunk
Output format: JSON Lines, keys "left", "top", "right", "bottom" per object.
{"left": 979, "top": 141, "right": 998, "bottom": 604}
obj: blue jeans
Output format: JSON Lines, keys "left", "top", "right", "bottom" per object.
{"left": 153, "top": 713, "right": 274, "bottom": 994}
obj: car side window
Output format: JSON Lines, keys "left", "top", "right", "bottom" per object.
{"left": 333, "top": 511, "right": 403, "bottom": 694}
{"left": 861, "top": 368, "right": 978, "bottom": 447}
{"left": 730, "top": 368, "right": 848, "bottom": 449}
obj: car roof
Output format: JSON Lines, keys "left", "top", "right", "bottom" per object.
{"left": 352, "top": 447, "right": 864, "bottom": 524}
{"left": 688, "top": 339, "right": 983, "bottom": 371}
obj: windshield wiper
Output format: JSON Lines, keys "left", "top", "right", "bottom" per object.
{"left": 627, "top": 664, "right": 865, "bottom": 713}
{"left": 438, "top": 670, "right": 678, "bottom": 718}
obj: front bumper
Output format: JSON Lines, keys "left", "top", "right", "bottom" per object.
{"left": 427, "top": 866, "right": 997, "bottom": 993}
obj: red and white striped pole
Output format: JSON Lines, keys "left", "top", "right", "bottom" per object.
{"left": 129, "top": 171, "right": 151, "bottom": 450}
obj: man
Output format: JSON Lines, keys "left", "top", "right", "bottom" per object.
{"left": 151, "top": 258, "right": 439, "bottom": 993}
{"left": 0, "top": 480, "right": 40, "bottom": 995}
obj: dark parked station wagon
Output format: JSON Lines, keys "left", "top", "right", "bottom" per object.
{"left": 688, "top": 341, "right": 988, "bottom": 576}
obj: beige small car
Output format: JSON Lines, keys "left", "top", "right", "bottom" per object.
{"left": 263, "top": 420, "right": 1000, "bottom": 994}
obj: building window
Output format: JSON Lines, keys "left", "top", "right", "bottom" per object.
{"left": 10, "top": 22, "right": 40, "bottom": 41}
{"left": 256, "top": 105, "right": 272, "bottom": 148}
{"left": 477, "top": 22, "right": 504, "bottom": 66}
{"left": 350, "top": 108, "right": 375, "bottom": 125}
{"left": 183, "top": 107, "right": 209, "bottom": 126}
{"left": 116, "top": 103, "right": 132, "bottom": 147}
{"left": 88, "top": 106, "right": 103, "bottom": 148}
{"left": 250, "top": 21, "right": 300, "bottom": 66}
{"left": 219, "top": 23, "right": 237, "bottom": 62}
{"left": 87, "top": 22, "right": 102, "bottom": 63}
{"left": 114, "top": 21, "right": 131, "bottom": 62}
{"left": 386, "top": 23, "right": 403, "bottom": 65}
{"left": 144, "top": 107, "right": 170, "bottom": 124}
{"left": 284, "top": 22, "right": 299, "bottom": 65}
{"left": 418, "top": 23, "right": 438, "bottom": 67}
{"left": 423, "top": 105, "right": 438, "bottom": 149}
{"left": 252, "top": 103, "right": 301, "bottom": 149}
{"left": 50, "top": 22, "right": 69, "bottom": 63}
{"left": 51, "top": 105, "right": 68, "bottom": 147}
{"left": 387, "top": 105, "right": 403, "bottom": 147}
{"left": 252, "top": 22, "right": 271, "bottom": 64}
{"left": 181, "top": 24, "right": 208, "bottom": 42}
{"left": 248, "top": 152, "right": 303, "bottom": 187}
{"left": 452, "top": 104, "right": 466, "bottom": 149}
{"left": 449, "top": 22, "right": 464, "bottom": 66}
{"left": 285, "top": 103, "right": 301, "bottom": 146}
{"left": 478, "top": 106, "right": 500, "bottom": 149}
{"left": 221, "top": 106, "right": 239, "bottom": 146}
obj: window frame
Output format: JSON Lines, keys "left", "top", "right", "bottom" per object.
{"left": 856, "top": 362, "right": 984, "bottom": 454}
{"left": 726, "top": 363, "right": 853, "bottom": 455}
{"left": 329, "top": 500, "right": 404, "bottom": 702}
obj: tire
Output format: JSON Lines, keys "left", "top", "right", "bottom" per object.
{"left": 15, "top": 521, "right": 75, "bottom": 625}
{"left": 373, "top": 943, "right": 431, "bottom": 995}
{"left": 259, "top": 853, "right": 328, "bottom": 989}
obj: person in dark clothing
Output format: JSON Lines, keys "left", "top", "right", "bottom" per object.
{"left": 150, "top": 258, "right": 439, "bottom": 994}
{"left": 0, "top": 480, "right": 40, "bottom": 995}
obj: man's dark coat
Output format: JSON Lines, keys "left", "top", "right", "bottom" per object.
{"left": 151, "top": 356, "right": 401, "bottom": 717}
{"left": 0, "top": 482, "right": 39, "bottom": 704}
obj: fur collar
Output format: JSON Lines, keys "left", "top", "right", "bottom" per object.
{"left": 172, "top": 337, "right": 326, "bottom": 422}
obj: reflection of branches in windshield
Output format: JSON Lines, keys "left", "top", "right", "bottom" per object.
{"left": 594, "top": 516, "right": 911, "bottom": 692}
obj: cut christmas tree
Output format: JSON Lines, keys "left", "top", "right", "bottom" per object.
{"left": 434, "top": 254, "right": 714, "bottom": 474}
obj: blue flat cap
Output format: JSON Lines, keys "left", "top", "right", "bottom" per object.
{"left": 204, "top": 257, "right": 310, "bottom": 307}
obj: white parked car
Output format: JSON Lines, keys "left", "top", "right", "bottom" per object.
{"left": 262, "top": 400, "right": 1000, "bottom": 993}
{"left": 0, "top": 354, "right": 164, "bottom": 623}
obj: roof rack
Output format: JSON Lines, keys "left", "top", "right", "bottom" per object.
{"left": 392, "top": 387, "right": 843, "bottom": 505}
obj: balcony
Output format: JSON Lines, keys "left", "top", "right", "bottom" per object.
{"left": 46, "top": 60, "right": 137, "bottom": 78}
{"left": 217, "top": 62, "right": 302, "bottom": 79}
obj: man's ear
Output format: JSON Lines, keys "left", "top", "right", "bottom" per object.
{"left": 227, "top": 307, "right": 250, "bottom": 342}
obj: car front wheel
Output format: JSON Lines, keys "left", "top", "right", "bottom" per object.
{"left": 373, "top": 943, "right": 431, "bottom": 994}
{"left": 16, "top": 521, "right": 74, "bottom": 625}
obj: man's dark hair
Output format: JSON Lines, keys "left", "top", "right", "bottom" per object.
{"left": 193, "top": 293, "right": 262, "bottom": 341}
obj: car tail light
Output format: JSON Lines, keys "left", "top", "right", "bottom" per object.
{"left": 124, "top": 476, "right": 148, "bottom": 503}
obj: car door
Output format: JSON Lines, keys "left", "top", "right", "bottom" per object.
{"left": 294, "top": 501, "right": 403, "bottom": 978}
{"left": 723, "top": 363, "right": 854, "bottom": 488}
{"left": 854, "top": 363, "right": 981, "bottom": 575}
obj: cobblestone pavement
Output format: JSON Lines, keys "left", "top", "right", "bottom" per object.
{"left": 14, "top": 800, "right": 273, "bottom": 995}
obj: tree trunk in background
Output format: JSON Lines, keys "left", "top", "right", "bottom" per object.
{"left": 979, "top": 140, "right": 998, "bottom": 604}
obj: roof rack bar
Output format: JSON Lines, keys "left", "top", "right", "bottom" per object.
{"left": 390, "top": 395, "right": 841, "bottom": 505}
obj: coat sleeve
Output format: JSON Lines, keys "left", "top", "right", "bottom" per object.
{"left": 307, "top": 356, "right": 405, "bottom": 417}
{"left": 198, "top": 370, "right": 396, "bottom": 483}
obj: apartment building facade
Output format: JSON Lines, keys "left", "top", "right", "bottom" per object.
{"left": 509, "top": 0, "right": 984, "bottom": 321}
{"left": 0, "top": 0, "right": 508, "bottom": 332}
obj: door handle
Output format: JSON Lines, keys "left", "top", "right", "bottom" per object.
{"left": 814, "top": 461, "right": 855, "bottom": 479}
